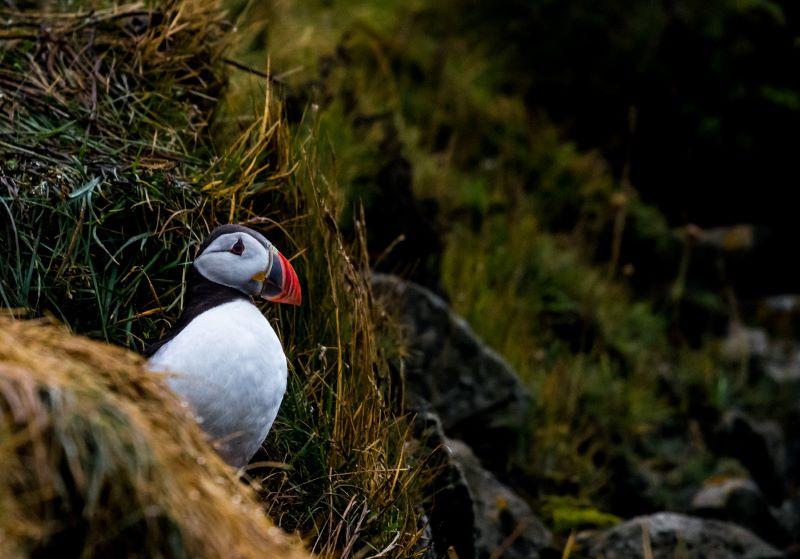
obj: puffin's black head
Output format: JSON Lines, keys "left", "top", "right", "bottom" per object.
{"left": 193, "top": 224, "right": 301, "bottom": 305}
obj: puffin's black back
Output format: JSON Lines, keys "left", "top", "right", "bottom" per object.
{"left": 142, "top": 227, "right": 256, "bottom": 358}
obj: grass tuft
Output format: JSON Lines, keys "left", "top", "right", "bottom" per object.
{"left": 0, "top": 315, "right": 309, "bottom": 558}
{"left": 0, "top": 0, "right": 231, "bottom": 346}
{"left": 248, "top": 114, "right": 428, "bottom": 557}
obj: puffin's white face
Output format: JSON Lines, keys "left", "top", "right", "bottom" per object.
{"left": 193, "top": 227, "right": 301, "bottom": 305}
{"left": 194, "top": 232, "right": 270, "bottom": 296}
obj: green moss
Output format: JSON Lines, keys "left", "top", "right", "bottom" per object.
{"left": 539, "top": 496, "right": 621, "bottom": 533}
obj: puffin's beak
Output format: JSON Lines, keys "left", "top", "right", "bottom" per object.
{"left": 259, "top": 248, "right": 301, "bottom": 305}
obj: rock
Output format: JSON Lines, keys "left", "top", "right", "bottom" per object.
{"left": 712, "top": 411, "right": 786, "bottom": 504}
{"left": 719, "top": 322, "right": 800, "bottom": 384}
{"left": 785, "top": 410, "right": 800, "bottom": 515}
{"left": 773, "top": 498, "right": 800, "bottom": 548}
{"left": 757, "top": 294, "right": 800, "bottom": 340}
{"left": 720, "top": 318, "right": 800, "bottom": 385}
{"left": 448, "top": 439, "right": 552, "bottom": 559}
{"left": 763, "top": 346, "right": 800, "bottom": 385}
{"left": 721, "top": 322, "right": 800, "bottom": 385}
{"left": 413, "top": 412, "right": 552, "bottom": 559}
{"left": 413, "top": 412, "right": 476, "bottom": 559}
{"left": 756, "top": 337, "right": 800, "bottom": 386}
{"left": 721, "top": 324, "right": 770, "bottom": 363}
{"left": 604, "top": 454, "right": 663, "bottom": 517}
{"left": 587, "top": 512, "right": 783, "bottom": 559}
{"left": 681, "top": 224, "right": 757, "bottom": 252}
{"left": 373, "top": 274, "right": 531, "bottom": 472}
{"left": 691, "top": 477, "right": 789, "bottom": 547}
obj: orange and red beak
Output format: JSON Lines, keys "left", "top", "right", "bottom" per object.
{"left": 260, "top": 248, "right": 302, "bottom": 305}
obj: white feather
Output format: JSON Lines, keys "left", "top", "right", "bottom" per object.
{"left": 147, "top": 299, "right": 287, "bottom": 468}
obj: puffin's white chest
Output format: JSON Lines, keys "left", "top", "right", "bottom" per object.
{"left": 147, "top": 300, "right": 287, "bottom": 467}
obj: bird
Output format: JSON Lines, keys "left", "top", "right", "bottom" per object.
{"left": 145, "top": 224, "right": 301, "bottom": 468}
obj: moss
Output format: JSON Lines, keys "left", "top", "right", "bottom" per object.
{"left": 539, "top": 496, "right": 621, "bottom": 533}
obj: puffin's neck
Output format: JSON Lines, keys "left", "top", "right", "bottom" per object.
{"left": 143, "top": 267, "right": 252, "bottom": 358}
{"left": 182, "top": 266, "right": 251, "bottom": 318}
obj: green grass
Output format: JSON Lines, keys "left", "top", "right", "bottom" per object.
{"left": 0, "top": 0, "right": 229, "bottom": 346}
{"left": 1, "top": 1, "right": 427, "bottom": 556}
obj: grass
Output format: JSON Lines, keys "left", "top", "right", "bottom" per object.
{"left": 0, "top": 314, "right": 309, "bottom": 558}
{"left": 0, "top": 0, "right": 230, "bottom": 346}
{"left": 1, "top": 0, "right": 427, "bottom": 556}
{"left": 244, "top": 112, "right": 429, "bottom": 556}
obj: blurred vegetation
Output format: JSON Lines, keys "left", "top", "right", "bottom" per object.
{"left": 232, "top": 0, "right": 800, "bottom": 544}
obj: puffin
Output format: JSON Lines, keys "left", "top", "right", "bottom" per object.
{"left": 145, "top": 224, "right": 301, "bottom": 468}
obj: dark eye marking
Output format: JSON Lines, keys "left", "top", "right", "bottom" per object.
{"left": 230, "top": 238, "right": 245, "bottom": 255}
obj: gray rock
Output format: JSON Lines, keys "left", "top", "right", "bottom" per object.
{"left": 764, "top": 351, "right": 800, "bottom": 384}
{"left": 757, "top": 294, "right": 800, "bottom": 341}
{"left": 720, "top": 320, "right": 800, "bottom": 385}
{"left": 692, "top": 478, "right": 762, "bottom": 510}
{"left": 712, "top": 410, "right": 786, "bottom": 504}
{"left": 691, "top": 477, "right": 789, "bottom": 547}
{"left": 588, "top": 512, "right": 783, "bottom": 559}
{"left": 413, "top": 412, "right": 551, "bottom": 559}
{"left": 772, "top": 498, "right": 800, "bottom": 547}
{"left": 721, "top": 324, "right": 770, "bottom": 363}
{"left": 372, "top": 274, "right": 531, "bottom": 470}
{"left": 447, "top": 438, "right": 552, "bottom": 559}
{"left": 720, "top": 322, "right": 800, "bottom": 384}
{"left": 762, "top": 295, "right": 800, "bottom": 315}
{"left": 761, "top": 341, "right": 800, "bottom": 385}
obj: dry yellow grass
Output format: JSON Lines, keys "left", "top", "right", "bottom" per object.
{"left": 0, "top": 314, "right": 310, "bottom": 558}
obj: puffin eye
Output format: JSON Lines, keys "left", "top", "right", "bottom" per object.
{"left": 230, "top": 238, "right": 245, "bottom": 255}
